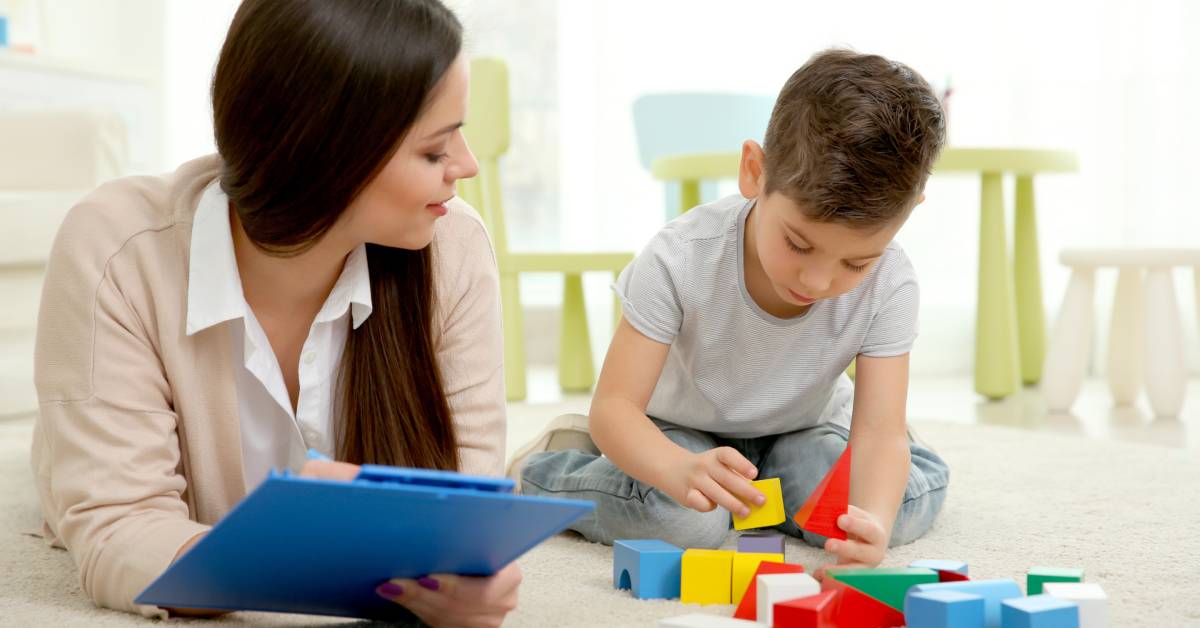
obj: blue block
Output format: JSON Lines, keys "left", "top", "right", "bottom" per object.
{"left": 908, "top": 579, "right": 1022, "bottom": 628}
{"left": 911, "top": 559, "right": 970, "bottom": 576}
{"left": 1001, "top": 595, "right": 1079, "bottom": 628}
{"left": 613, "top": 539, "right": 684, "bottom": 600}
{"left": 905, "top": 589, "right": 986, "bottom": 628}
{"left": 0, "top": 16, "right": 8, "bottom": 47}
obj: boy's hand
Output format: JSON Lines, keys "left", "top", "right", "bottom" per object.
{"left": 814, "top": 505, "right": 888, "bottom": 579}
{"left": 662, "top": 447, "right": 763, "bottom": 518}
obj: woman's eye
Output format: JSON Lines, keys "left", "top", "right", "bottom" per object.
{"left": 425, "top": 152, "right": 449, "bottom": 164}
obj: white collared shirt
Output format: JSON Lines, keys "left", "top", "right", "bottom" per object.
{"left": 185, "top": 182, "right": 373, "bottom": 489}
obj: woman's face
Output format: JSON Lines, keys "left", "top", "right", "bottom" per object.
{"left": 340, "top": 54, "right": 478, "bottom": 250}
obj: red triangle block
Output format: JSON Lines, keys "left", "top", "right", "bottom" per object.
{"left": 937, "top": 569, "right": 971, "bottom": 582}
{"left": 793, "top": 444, "right": 851, "bottom": 540}
{"left": 774, "top": 589, "right": 839, "bottom": 627}
{"left": 821, "top": 576, "right": 904, "bottom": 627}
{"left": 732, "top": 561, "right": 805, "bottom": 621}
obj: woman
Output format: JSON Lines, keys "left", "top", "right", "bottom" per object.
{"left": 30, "top": 1, "right": 519, "bottom": 625}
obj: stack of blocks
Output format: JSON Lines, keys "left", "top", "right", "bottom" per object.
{"left": 648, "top": 558, "right": 1106, "bottom": 627}
{"left": 609, "top": 444, "right": 1107, "bottom": 627}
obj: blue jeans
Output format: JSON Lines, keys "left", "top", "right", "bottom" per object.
{"left": 520, "top": 419, "right": 949, "bottom": 550}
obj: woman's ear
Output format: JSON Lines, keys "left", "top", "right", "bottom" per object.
{"left": 738, "top": 140, "right": 766, "bottom": 200}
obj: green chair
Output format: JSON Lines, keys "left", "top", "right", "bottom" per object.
{"left": 632, "top": 93, "right": 774, "bottom": 217}
{"left": 460, "top": 58, "right": 632, "bottom": 401}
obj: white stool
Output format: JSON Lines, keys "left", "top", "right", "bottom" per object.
{"left": 1042, "top": 249, "right": 1200, "bottom": 417}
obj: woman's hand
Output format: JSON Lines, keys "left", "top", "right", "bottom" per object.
{"left": 814, "top": 505, "right": 888, "bottom": 579}
{"left": 376, "top": 562, "right": 522, "bottom": 628}
{"left": 660, "top": 447, "right": 763, "bottom": 517}
{"left": 297, "top": 458, "right": 361, "bottom": 481}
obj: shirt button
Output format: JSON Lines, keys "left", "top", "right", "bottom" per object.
{"left": 303, "top": 351, "right": 316, "bottom": 365}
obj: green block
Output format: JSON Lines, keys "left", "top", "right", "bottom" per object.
{"left": 829, "top": 567, "right": 939, "bottom": 610}
{"left": 1026, "top": 566, "right": 1084, "bottom": 595}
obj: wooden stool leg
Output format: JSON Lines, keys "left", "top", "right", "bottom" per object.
{"left": 1144, "top": 267, "right": 1186, "bottom": 417}
{"left": 975, "top": 172, "right": 1021, "bottom": 399}
{"left": 1107, "top": 267, "right": 1144, "bottom": 405}
{"left": 559, "top": 273, "right": 595, "bottom": 392}
{"left": 501, "top": 272, "right": 527, "bottom": 401}
{"left": 1042, "top": 267, "right": 1095, "bottom": 412}
{"left": 1014, "top": 175, "right": 1047, "bottom": 385}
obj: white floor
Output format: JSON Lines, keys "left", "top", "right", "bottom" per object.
{"left": 507, "top": 366, "right": 1200, "bottom": 459}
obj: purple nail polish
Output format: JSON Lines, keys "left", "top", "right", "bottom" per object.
{"left": 417, "top": 576, "right": 440, "bottom": 591}
{"left": 376, "top": 582, "right": 404, "bottom": 599}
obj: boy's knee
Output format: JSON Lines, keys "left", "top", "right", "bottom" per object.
{"left": 654, "top": 507, "right": 730, "bottom": 549}
{"left": 889, "top": 484, "right": 948, "bottom": 547}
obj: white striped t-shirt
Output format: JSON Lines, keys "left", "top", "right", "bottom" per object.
{"left": 614, "top": 195, "right": 919, "bottom": 438}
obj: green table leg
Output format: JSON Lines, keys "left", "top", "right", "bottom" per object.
{"left": 679, "top": 179, "right": 701, "bottom": 215}
{"left": 975, "top": 172, "right": 1020, "bottom": 399}
{"left": 1013, "top": 175, "right": 1046, "bottom": 385}
{"left": 559, "top": 273, "right": 595, "bottom": 392}
{"left": 501, "top": 271, "right": 527, "bottom": 401}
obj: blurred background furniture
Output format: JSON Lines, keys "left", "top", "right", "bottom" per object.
{"left": 1042, "top": 248, "right": 1200, "bottom": 417}
{"left": 461, "top": 58, "right": 632, "bottom": 401}
{"left": 631, "top": 92, "right": 774, "bottom": 219}
{"left": 0, "top": 108, "right": 127, "bottom": 418}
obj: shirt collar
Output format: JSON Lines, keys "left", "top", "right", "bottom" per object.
{"left": 186, "top": 182, "right": 374, "bottom": 336}
{"left": 186, "top": 181, "right": 247, "bottom": 336}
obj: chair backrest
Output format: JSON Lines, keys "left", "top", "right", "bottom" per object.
{"left": 460, "top": 57, "right": 511, "bottom": 257}
{"left": 630, "top": 92, "right": 775, "bottom": 170}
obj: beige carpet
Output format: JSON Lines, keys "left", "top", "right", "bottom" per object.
{"left": 3, "top": 416, "right": 1198, "bottom": 627}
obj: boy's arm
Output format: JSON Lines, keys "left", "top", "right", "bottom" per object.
{"left": 589, "top": 319, "right": 761, "bottom": 515}
{"left": 838, "top": 353, "right": 912, "bottom": 562}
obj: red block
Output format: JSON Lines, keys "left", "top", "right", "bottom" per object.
{"left": 732, "top": 561, "right": 806, "bottom": 620}
{"left": 792, "top": 445, "right": 851, "bottom": 540}
{"left": 937, "top": 569, "right": 970, "bottom": 582}
{"left": 821, "top": 576, "right": 904, "bottom": 627}
{"left": 773, "top": 589, "right": 838, "bottom": 627}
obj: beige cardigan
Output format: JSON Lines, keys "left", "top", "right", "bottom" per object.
{"left": 30, "top": 155, "right": 506, "bottom": 617}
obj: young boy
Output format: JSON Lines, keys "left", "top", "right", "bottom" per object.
{"left": 509, "top": 49, "right": 949, "bottom": 574}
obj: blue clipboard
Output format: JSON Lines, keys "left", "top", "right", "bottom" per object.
{"left": 135, "top": 463, "right": 594, "bottom": 620}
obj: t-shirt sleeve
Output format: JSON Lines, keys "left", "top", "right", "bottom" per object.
{"left": 859, "top": 249, "right": 920, "bottom": 358}
{"left": 612, "top": 228, "right": 685, "bottom": 345}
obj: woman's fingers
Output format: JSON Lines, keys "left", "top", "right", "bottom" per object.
{"left": 297, "top": 459, "right": 360, "bottom": 481}
{"left": 376, "top": 564, "right": 522, "bottom": 627}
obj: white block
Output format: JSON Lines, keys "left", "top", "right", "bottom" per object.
{"left": 658, "top": 613, "right": 764, "bottom": 627}
{"left": 756, "top": 573, "right": 820, "bottom": 626}
{"left": 1043, "top": 582, "right": 1108, "bottom": 628}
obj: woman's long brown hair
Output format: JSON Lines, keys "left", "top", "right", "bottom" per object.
{"left": 211, "top": 0, "right": 461, "bottom": 470}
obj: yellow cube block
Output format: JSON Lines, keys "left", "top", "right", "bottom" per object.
{"left": 732, "top": 552, "right": 785, "bottom": 605}
{"left": 732, "top": 478, "right": 785, "bottom": 530}
{"left": 680, "top": 549, "right": 735, "bottom": 605}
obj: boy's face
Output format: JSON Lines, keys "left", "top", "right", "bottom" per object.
{"left": 737, "top": 140, "right": 914, "bottom": 314}
{"left": 752, "top": 193, "right": 902, "bottom": 308}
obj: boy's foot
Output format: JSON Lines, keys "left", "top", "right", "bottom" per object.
{"left": 505, "top": 413, "right": 599, "bottom": 490}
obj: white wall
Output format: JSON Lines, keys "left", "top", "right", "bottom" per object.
{"left": 533, "top": 0, "right": 1200, "bottom": 377}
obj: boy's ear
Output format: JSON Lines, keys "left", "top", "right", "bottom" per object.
{"left": 738, "top": 140, "right": 766, "bottom": 199}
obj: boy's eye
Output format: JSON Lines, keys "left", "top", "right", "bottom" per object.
{"left": 784, "top": 237, "right": 812, "bottom": 254}
{"left": 843, "top": 261, "right": 870, "bottom": 273}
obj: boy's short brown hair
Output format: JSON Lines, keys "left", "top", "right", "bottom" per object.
{"left": 763, "top": 48, "right": 946, "bottom": 229}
